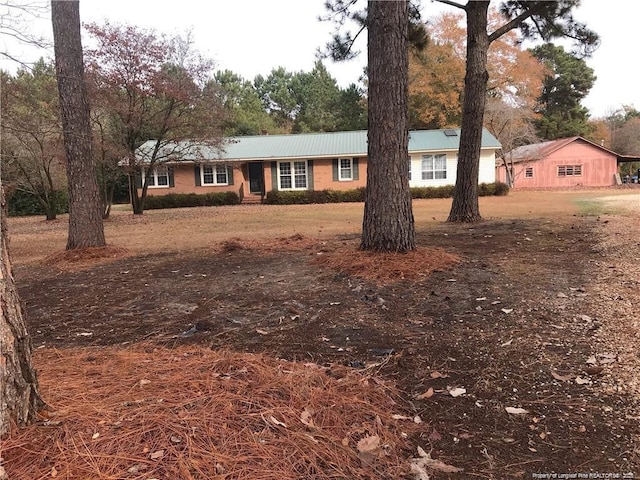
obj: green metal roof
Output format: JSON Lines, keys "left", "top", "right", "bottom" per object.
{"left": 138, "top": 129, "right": 501, "bottom": 162}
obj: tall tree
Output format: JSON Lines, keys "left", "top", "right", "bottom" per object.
{"left": 361, "top": 0, "right": 415, "bottom": 252}
{"left": 440, "top": 0, "right": 598, "bottom": 222}
{"left": 485, "top": 98, "right": 539, "bottom": 187}
{"left": 409, "top": 40, "right": 465, "bottom": 129}
{"left": 335, "top": 83, "right": 367, "bottom": 131}
{"left": 85, "top": 23, "right": 225, "bottom": 215}
{"left": 0, "top": 186, "right": 44, "bottom": 438}
{"left": 51, "top": 0, "right": 106, "bottom": 248}
{"left": 293, "top": 60, "right": 342, "bottom": 133}
{"left": 2, "top": 59, "right": 67, "bottom": 220}
{"left": 213, "top": 69, "right": 275, "bottom": 136}
{"left": 254, "top": 67, "right": 299, "bottom": 131}
{"left": 531, "top": 43, "right": 596, "bottom": 140}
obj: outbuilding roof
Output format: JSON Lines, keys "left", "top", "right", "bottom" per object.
{"left": 503, "top": 136, "right": 618, "bottom": 165}
{"left": 138, "top": 128, "right": 501, "bottom": 162}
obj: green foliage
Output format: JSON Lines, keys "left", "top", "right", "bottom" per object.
{"left": 7, "top": 190, "right": 69, "bottom": 217}
{"left": 293, "top": 61, "right": 342, "bottom": 133}
{"left": 410, "top": 185, "right": 455, "bottom": 199}
{"left": 213, "top": 70, "right": 276, "bottom": 136}
{"left": 253, "top": 63, "right": 367, "bottom": 133}
{"left": 479, "top": 182, "right": 510, "bottom": 196}
{"left": 531, "top": 44, "right": 596, "bottom": 140}
{"left": 143, "top": 192, "right": 240, "bottom": 210}
{"left": 265, "top": 184, "right": 508, "bottom": 205}
{"left": 265, "top": 188, "right": 366, "bottom": 205}
{"left": 335, "top": 84, "right": 367, "bottom": 131}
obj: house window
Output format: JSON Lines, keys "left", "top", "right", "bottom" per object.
{"left": 338, "top": 158, "right": 353, "bottom": 181}
{"left": 557, "top": 165, "right": 582, "bottom": 177}
{"left": 202, "top": 164, "right": 228, "bottom": 185}
{"left": 145, "top": 165, "right": 169, "bottom": 188}
{"left": 421, "top": 154, "right": 447, "bottom": 180}
{"left": 279, "top": 160, "right": 308, "bottom": 190}
{"left": 408, "top": 157, "right": 412, "bottom": 180}
{"left": 525, "top": 167, "right": 534, "bottom": 178}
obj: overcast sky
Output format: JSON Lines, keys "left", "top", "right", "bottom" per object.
{"left": 1, "top": 0, "right": 636, "bottom": 118}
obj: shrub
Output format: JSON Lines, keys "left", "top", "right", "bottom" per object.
{"left": 7, "top": 189, "right": 69, "bottom": 217}
{"left": 261, "top": 183, "right": 508, "bottom": 206}
{"left": 143, "top": 192, "right": 240, "bottom": 210}
{"left": 410, "top": 185, "right": 455, "bottom": 199}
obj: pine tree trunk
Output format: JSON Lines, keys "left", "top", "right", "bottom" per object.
{"left": 0, "top": 188, "right": 44, "bottom": 438}
{"left": 361, "top": 0, "right": 415, "bottom": 252}
{"left": 447, "top": 1, "right": 490, "bottom": 223}
{"left": 52, "top": 0, "right": 106, "bottom": 249}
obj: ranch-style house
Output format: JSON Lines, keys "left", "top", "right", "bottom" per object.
{"left": 137, "top": 129, "right": 501, "bottom": 203}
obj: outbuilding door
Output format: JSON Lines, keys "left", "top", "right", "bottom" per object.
{"left": 248, "top": 162, "right": 264, "bottom": 194}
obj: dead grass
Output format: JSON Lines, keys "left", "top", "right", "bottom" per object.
{"left": 44, "top": 246, "right": 130, "bottom": 271}
{"left": 8, "top": 189, "right": 639, "bottom": 267}
{"left": 3, "top": 345, "right": 420, "bottom": 480}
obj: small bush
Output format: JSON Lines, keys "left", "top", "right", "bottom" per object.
{"left": 7, "top": 189, "right": 68, "bottom": 217}
{"left": 143, "top": 192, "right": 240, "bottom": 210}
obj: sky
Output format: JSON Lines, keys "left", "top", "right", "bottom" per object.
{"left": 1, "top": 0, "right": 637, "bottom": 119}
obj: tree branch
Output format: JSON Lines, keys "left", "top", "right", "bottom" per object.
{"left": 433, "top": 0, "right": 466, "bottom": 11}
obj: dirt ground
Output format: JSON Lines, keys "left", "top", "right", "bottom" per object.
{"left": 8, "top": 191, "right": 640, "bottom": 479}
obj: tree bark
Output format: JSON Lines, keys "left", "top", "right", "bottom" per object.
{"left": 0, "top": 188, "right": 44, "bottom": 438}
{"left": 447, "top": 1, "right": 490, "bottom": 223}
{"left": 361, "top": 0, "right": 415, "bottom": 252}
{"left": 52, "top": 0, "right": 106, "bottom": 248}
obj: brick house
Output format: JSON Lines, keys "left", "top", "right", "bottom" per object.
{"left": 137, "top": 129, "right": 501, "bottom": 203}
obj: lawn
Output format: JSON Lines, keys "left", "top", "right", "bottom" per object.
{"left": 4, "top": 188, "right": 640, "bottom": 479}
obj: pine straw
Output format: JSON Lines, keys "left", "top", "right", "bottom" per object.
{"left": 3, "top": 345, "right": 421, "bottom": 480}
{"left": 313, "top": 245, "right": 461, "bottom": 285}
{"left": 218, "top": 235, "right": 461, "bottom": 285}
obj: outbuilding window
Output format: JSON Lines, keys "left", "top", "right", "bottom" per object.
{"left": 557, "top": 165, "right": 582, "bottom": 177}
{"left": 525, "top": 167, "right": 534, "bottom": 178}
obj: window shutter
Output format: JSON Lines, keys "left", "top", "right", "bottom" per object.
{"left": 194, "top": 165, "right": 201, "bottom": 186}
{"left": 307, "top": 160, "right": 314, "bottom": 190}
{"left": 227, "top": 165, "right": 234, "bottom": 185}
{"left": 332, "top": 159, "right": 339, "bottom": 181}
{"left": 168, "top": 167, "right": 175, "bottom": 187}
{"left": 134, "top": 170, "right": 143, "bottom": 188}
{"left": 353, "top": 158, "right": 359, "bottom": 180}
{"left": 271, "top": 161, "right": 278, "bottom": 190}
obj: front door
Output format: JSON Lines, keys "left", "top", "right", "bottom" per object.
{"left": 248, "top": 162, "right": 264, "bottom": 194}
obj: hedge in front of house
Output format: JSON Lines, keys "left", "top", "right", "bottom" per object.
{"left": 265, "top": 188, "right": 367, "bottom": 205}
{"left": 265, "top": 183, "right": 509, "bottom": 205}
{"left": 143, "top": 192, "right": 240, "bottom": 210}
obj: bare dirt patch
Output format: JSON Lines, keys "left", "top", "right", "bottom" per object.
{"left": 5, "top": 192, "right": 640, "bottom": 479}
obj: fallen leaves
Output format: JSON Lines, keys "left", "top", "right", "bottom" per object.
{"left": 505, "top": 407, "right": 529, "bottom": 415}
{"left": 414, "top": 387, "right": 434, "bottom": 400}
{"left": 551, "top": 371, "right": 573, "bottom": 382}
{"left": 409, "top": 446, "right": 463, "bottom": 479}
{"left": 300, "top": 408, "right": 315, "bottom": 428}
{"left": 356, "top": 435, "right": 381, "bottom": 466}
{"left": 447, "top": 387, "right": 466, "bottom": 397}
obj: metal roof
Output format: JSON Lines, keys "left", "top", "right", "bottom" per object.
{"left": 503, "top": 136, "right": 619, "bottom": 165}
{"left": 138, "top": 128, "right": 501, "bottom": 162}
